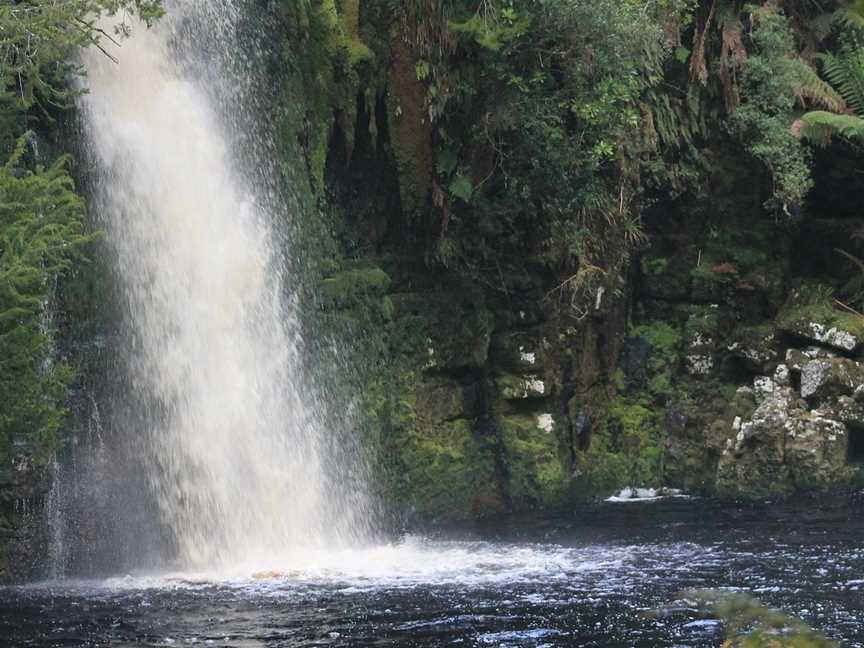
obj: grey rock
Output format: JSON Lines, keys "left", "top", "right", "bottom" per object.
{"left": 801, "top": 357, "right": 864, "bottom": 403}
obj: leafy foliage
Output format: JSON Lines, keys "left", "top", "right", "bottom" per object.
{"left": 800, "top": 29, "right": 864, "bottom": 145}
{"left": 0, "top": 134, "right": 91, "bottom": 462}
{"left": 422, "top": 0, "right": 674, "bottom": 310}
{"left": 0, "top": 1, "right": 162, "bottom": 465}
{"left": 0, "top": 0, "right": 164, "bottom": 131}
{"left": 728, "top": 8, "right": 816, "bottom": 214}
{"left": 684, "top": 591, "right": 838, "bottom": 647}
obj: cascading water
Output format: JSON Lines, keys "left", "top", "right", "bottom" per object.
{"left": 75, "top": 0, "right": 372, "bottom": 571}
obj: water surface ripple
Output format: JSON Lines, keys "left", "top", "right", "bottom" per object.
{"left": 2, "top": 497, "right": 863, "bottom": 647}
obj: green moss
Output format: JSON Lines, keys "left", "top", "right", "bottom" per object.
{"left": 684, "top": 307, "right": 720, "bottom": 339}
{"left": 777, "top": 287, "right": 864, "bottom": 341}
{"left": 578, "top": 396, "right": 665, "bottom": 494}
{"left": 500, "top": 415, "right": 568, "bottom": 507}
{"left": 386, "top": 38, "right": 434, "bottom": 214}
{"left": 497, "top": 373, "right": 546, "bottom": 400}
{"left": 398, "top": 419, "right": 474, "bottom": 515}
{"left": 389, "top": 291, "right": 493, "bottom": 371}
{"left": 640, "top": 256, "right": 669, "bottom": 276}
{"left": 414, "top": 377, "right": 464, "bottom": 424}
{"left": 319, "top": 267, "right": 391, "bottom": 308}
{"left": 690, "top": 258, "right": 735, "bottom": 284}
{"left": 627, "top": 320, "right": 681, "bottom": 400}
{"left": 631, "top": 321, "right": 681, "bottom": 354}
{"left": 339, "top": 0, "right": 373, "bottom": 65}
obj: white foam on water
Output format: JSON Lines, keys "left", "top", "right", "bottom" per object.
{"left": 605, "top": 487, "right": 691, "bottom": 503}
{"left": 78, "top": 538, "right": 642, "bottom": 593}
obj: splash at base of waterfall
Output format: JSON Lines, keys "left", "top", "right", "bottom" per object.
{"left": 6, "top": 499, "right": 864, "bottom": 647}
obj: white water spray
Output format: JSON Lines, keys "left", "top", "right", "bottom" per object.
{"left": 77, "top": 1, "right": 369, "bottom": 570}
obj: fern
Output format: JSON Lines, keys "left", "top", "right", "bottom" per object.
{"left": 836, "top": 0, "right": 864, "bottom": 30}
{"left": 800, "top": 29, "right": 864, "bottom": 145}
{"left": 818, "top": 47, "right": 864, "bottom": 114}
{"left": 799, "top": 110, "right": 864, "bottom": 145}
{"left": 797, "top": 64, "right": 847, "bottom": 113}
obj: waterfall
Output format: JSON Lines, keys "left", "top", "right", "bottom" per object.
{"left": 75, "top": 1, "right": 371, "bottom": 571}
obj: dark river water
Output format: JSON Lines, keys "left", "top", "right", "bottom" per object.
{"left": 2, "top": 495, "right": 863, "bottom": 647}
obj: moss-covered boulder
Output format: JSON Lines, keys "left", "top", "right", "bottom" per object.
{"left": 716, "top": 387, "right": 799, "bottom": 495}
{"left": 785, "top": 346, "right": 838, "bottom": 374}
{"left": 776, "top": 287, "right": 864, "bottom": 354}
{"left": 414, "top": 376, "right": 465, "bottom": 423}
{"left": 800, "top": 357, "right": 864, "bottom": 403}
{"left": 784, "top": 413, "right": 850, "bottom": 488}
{"left": 397, "top": 419, "right": 481, "bottom": 517}
{"left": 717, "top": 378, "right": 854, "bottom": 495}
{"left": 726, "top": 324, "right": 779, "bottom": 373}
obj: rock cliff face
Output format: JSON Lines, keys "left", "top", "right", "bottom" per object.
{"left": 316, "top": 172, "right": 864, "bottom": 519}
{"left": 5, "top": 0, "right": 864, "bottom": 581}
{"left": 247, "top": 1, "right": 864, "bottom": 517}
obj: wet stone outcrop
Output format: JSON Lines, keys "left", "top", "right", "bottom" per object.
{"left": 716, "top": 308, "right": 864, "bottom": 494}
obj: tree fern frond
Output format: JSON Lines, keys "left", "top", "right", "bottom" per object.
{"left": 797, "top": 65, "right": 846, "bottom": 112}
{"left": 835, "top": 1, "right": 864, "bottom": 29}
{"left": 818, "top": 45, "right": 864, "bottom": 115}
{"left": 799, "top": 110, "right": 864, "bottom": 145}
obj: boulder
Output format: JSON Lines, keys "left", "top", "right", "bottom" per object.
{"left": 817, "top": 396, "right": 864, "bottom": 428}
{"left": 776, "top": 289, "right": 864, "bottom": 354}
{"left": 753, "top": 376, "right": 775, "bottom": 404}
{"left": 414, "top": 377, "right": 465, "bottom": 424}
{"left": 785, "top": 346, "right": 838, "bottom": 374}
{"left": 784, "top": 413, "right": 849, "bottom": 487}
{"left": 717, "top": 386, "right": 799, "bottom": 493}
{"left": 773, "top": 363, "right": 791, "bottom": 387}
{"left": 800, "top": 357, "right": 864, "bottom": 403}
{"left": 785, "top": 321, "right": 860, "bottom": 354}
{"left": 726, "top": 325, "right": 778, "bottom": 373}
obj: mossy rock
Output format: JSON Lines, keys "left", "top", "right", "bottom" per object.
{"left": 784, "top": 414, "right": 851, "bottom": 488}
{"left": 500, "top": 415, "right": 568, "bottom": 507}
{"left": 776, "top": 285, "right": 864, "bottom": 354}
{"left": 638, "top": 252, "right": 691, "bottom": 301}
{"left": 318, "top": 267, "right": 391, "bottom": 308}
{"left": 414, "top": 377, "right": 465, "bottom": 425}
{"left": 725, "top": 324, "right": 778, "bottom": 373}
{"left": 683, "top": 308, "right": 722, "bottom": 377}
{"left": 387, "top": 38, "right": 433, "bottom": 214}
{"left": 489, "top": 330, "right": 550, "bottom": 372}
{"left": 496, "top": 372, "right": 549, "bottom": 401}
{"left": 800, "top": 357, "right": 864, "bottom": 404}
{"left": 690, "top": 258, "right": 737, "bottom": 302}
{"left": 396, "top": 419, "right": 500, "bottom": 519}
{"left": 390, "top": 292, "right": 494, "bottom": 371}
{"left": 575, "top": 395, "right": 666, "bottom": 495}
{"left": 625, "top": 321, "right": 681, "bottom": 398}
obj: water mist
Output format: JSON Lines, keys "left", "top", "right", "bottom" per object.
{"left": 74, "top": 0, "right": 372, "bottom": 571}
